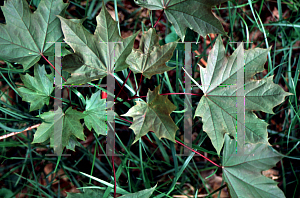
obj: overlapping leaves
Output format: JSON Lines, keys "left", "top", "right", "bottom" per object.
{"left": 133, "top": 0, "right": 228, "bottom": 41}
{"left": 122, "top": 85, "right": 179, "bottom": 143}
{"left": 2, "top": 1, "right": 290, "bottom": 197}
{"left": 58, "top": 3, "right": 139, "bottom": 84}
{"left": 126, "top": 28, "right": 177, "bottom": 79}
{"left": 0, "top": 0, "right": 68, "bottom": 70}
{"left": 66, "top": 185, "right": 156, "bottom": 198}
{"left": 194, "top": 35, "right": 291, "bottom": 154}
{"left": 222, "top": 135, "right": 285, "bottom": 198}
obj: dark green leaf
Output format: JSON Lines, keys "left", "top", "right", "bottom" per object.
{"left": 32, "top": 107, "right": 85, "bottom": 153}
{"left": 66, "top": 185, "right": 156, "bottom": 198}
{"left": 83, "top": 91, "right": 113, "bottom": 136}
{"left": 126, "top": 28, "right": 177, "bottom": 79}
{"left": 222, "top": 134, "right": 285, "bottom": 198}
{"left": 58, "top": 3, "right": 139, "bottom": 85}
{"left": 0, "top": 0, "right": 68, "bottom": 70}
{"left": 133, "top": 0, "right": 228, "bottom": 41}
{"left": 122, "top": 85, "right": 178, "bottom": 143}
{"left": 194, "top": 35, "right": 292, "bottom": 154}
{"left": 66, "top": 188, "right": 112, "bottom": 198}
{"left": 0, "top": 188, "right": 14, "bottom": 198}
{"left": 17, "top": 64, "right": 54, "bottom": 111}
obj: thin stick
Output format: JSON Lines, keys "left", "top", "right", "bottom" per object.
{"left": 0, "top": 124, "right": 41, "bottom": 140}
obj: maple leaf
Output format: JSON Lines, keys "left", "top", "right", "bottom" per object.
{"left": 222, "top": 134, "right": 285, "bottom": 198}
{"left": 66, "top": 136, "right": 82, "bottom": 151}
{"left": 193, "top": 35, "right": 292, "bottom": 155}
{"left": 17, "top": 64, "right": 54, "bottom": 111}
{"left": 58, "top": 3, "right": 139, "bottom": 85}
{"left": 133, "top": 0, "right": 228, "bottom": 41}
{"left": 32, "top": 107, "right": 85, "bottom": 153}
{"left": 66, "top": 188, "right": 112, "bottom": 198}
{"left": 125, "top": 28, "right": 177, "bottom": 79}
{"left": 66, "top": 185, "right": 156, "bottom": 198}
{"left": 83, "top": 91, "right": 114, "bottom": 136}
{"left": 122, "top": 85, "right": 179, "bottom": 144}
{"left": 0, "top": 0, "right": 68, "bottom": 70}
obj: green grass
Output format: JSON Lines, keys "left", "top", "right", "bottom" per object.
{"left": 0, "top": 0, "right": 299, "bottom": 197}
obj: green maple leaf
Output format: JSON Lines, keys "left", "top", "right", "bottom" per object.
{"left": 222, "top": 134, "right": 285, "bottom": 198}
{"left": 118, "top": 185, "right": 156, "bottom": 198}
{"left": 66, "top": 135, "right": 82, "bottom": 151}
{"left": 17, "top": 64, "right": 54, "bottom": 111}
{"left": 66, "top": 188, "right": 111, "bottom": 198}
{"left": 0, "top": 0, "right": 68, "bottom": 70}
{"left": 122, "top": 85, "right": 179, "bottom": 144}
{"left": 133, "top": 0, "right": 227, "bottom": 41}
{"left": 126, "top": 28, "right": 177, "bottom": 79}
{"left": 32, "top": 107, "right": 85, "bottom": 153}
{"left": 66, "top": 185, "right": 156, "bottom": 198}
{"left": 83, "top": 91, "right": 114, "bottom": 136}
{"left": 58, "top": 3, "right": 139, "bottom": 85}
{"left": 194, "top": 35, "right": 292, "bottom": 155}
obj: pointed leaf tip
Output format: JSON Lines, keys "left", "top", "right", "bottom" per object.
{"left": 0, "top": 0, "right": 68, "bottom": 70}
{"left": 195, "top": 36, "right": 292, "bottom": 155}
{"left": 126, "top": 28, "right": 177, "bottom": 79}
{"left": 122, "top": 85, "right": 178, "bottom": 143}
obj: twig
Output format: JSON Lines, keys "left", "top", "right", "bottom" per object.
{"left": 0, "top": 124, "right": 41, "bottom": 140}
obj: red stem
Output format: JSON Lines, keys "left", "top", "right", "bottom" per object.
{"left": 115, "top": 70, "right": 132, "bottom": 102}
{"left": 153, "top": 10, "right": 164, "bottom": 28}
{"left": 175, "top": 140, "right": 221, "bottom": 168}
{"left": 137, "top": 74, "right": 143, "bottom": 93}
{"left": 119, "top": 117, "right": 132, "bottom": 124}
{"left": 41, "top": 54, "right": 71, "bottom": 104}
{"left": 129, "top": 74, "right": 144, "bottom": 100}
{"left": 120, "top": 117, "right": 220, "bottom": 168}
{"left": 127, "top": 92, "right": 203, "bottom": 101}
{"left": 127, "top": 95, "right": 147, "bottom": 101}
{"left": 41, "top": 54, "right": 67, "bottom": 82}
{"left": 160, "top": 93, "right": 203, "bottom": 96}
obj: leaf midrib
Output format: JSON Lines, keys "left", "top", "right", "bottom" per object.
{"left": 205, "top": 95, "right": 265, "bottom": 140}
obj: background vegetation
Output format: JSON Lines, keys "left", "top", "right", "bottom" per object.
{"left": 0, "top": 0, "right": 299, "bottom": 197}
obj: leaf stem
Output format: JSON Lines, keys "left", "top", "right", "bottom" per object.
{"left": 175, "top": 140, "right": 221, "bottom": 168}
{"left": 114, "top": 70, "right": 132, "bottom": 102}
{"left": 40, "top": 54, "right": 67, "bottom": 82}
{"left": 127, "top": 92, "right": 202, "bottom": 101}
{"left": 160, "top": 92, "right": 203, "bottom": 96}
{"left": 137, "top": 73, "right": 143, "bottom": 93}
{"left": 40, "top": 54, "right": 71, "bottom": 105}
{"left": 119, "top": 117, "right": 220, "bottom": 168}
{"left": 112, "top": 155, "right": 116, "bottom": 198}
{"left": 130, "top": 74, "right": 144, "bottom": 100}
{"left": 153, "top": 10, "right": 164, "bottom": 28}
